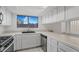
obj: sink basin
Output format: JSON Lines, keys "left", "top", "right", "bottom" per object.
{"left": 22, "top": 31, "right": 35, "bottom": 33}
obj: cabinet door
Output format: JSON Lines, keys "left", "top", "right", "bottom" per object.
{"left": 61, "top": 22, "right": 66, "bottom": 33}
{"left": 1, "top": 7, "right": 11, "bottom": 26}
{"left": 21, "top": 34, "right": 33, "bottom": 49}
{"left": 58, "top": 42, "right": 78, "bottom": 52}
{"left": 58, "top": 48, "right": 65, "bottom": 52}
{"left": 47, "top": 37, "right": 57, "bottom": 52}
{"left": 6, "top": 10, "right": 11, "bottom": 25}
{"left": 57, "top": 6, "right": 65, "bottom": 21}
{"left": 1, "top": 7, "right": 7, "bottom": 25}
{"left": 66, "top": 6, "right": 79, "bottom": 20}
{"left": 21, "top": 33, "right": 41, "bottom": 49}
{"left": 14, "top": 34, "right": 22, "bottom": 50}
{"left": 48, "top": 11, "right": 53, "bottom": 23}
{"left": 50, "top": 38, "right": 57, "bottom": 52}
{"left": 47, "top": 10, "right": 56, "bottom": 23}
{"left": 42, "top": 15, "right": 46, "bottom": 24}
{"left": 47, "top": 37, "right": 51, "bottom": 52}
{"left": 51, "top": 9, "right": 57, "bottom": 23}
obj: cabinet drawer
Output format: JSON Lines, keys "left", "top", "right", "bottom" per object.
{"left": 58, "top": 42, "right": 78, "bottom": 52}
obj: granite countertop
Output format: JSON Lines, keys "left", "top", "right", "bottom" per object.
{"left": 1, "top": 31, "right": 79, "bottom": 49}
{"left": 37, "top": 31, "right": 79, "bottom": 49}
{"left": 0, "top": 32, "right": 22, "bottom": 36}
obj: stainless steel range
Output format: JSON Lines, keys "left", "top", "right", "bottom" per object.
{"left": 0, "top": 36, "right": 14, "bottom": 52}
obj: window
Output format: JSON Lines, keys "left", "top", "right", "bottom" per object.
{"left": 29, "top": 16, "right": 38, "bottom": 28}
{"left": 17, "top": 15, "right": 38, "bottom": 28}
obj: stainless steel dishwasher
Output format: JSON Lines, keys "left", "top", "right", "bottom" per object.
{"left": 41, "top": 34, "right": 47, "bottom": 52}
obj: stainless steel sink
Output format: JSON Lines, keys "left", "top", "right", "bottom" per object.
{"left": 22, "top": 31, "right": 35, "bottom": 33}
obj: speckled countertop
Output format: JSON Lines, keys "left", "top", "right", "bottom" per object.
{"left": 0, "top": 32, "right": 22, "bottom": 36}
{"left": 0, "top": 31, "right": 79, "bottom": 50}
{"left": 37, "top": 31, "right": 79, "bottom": 50}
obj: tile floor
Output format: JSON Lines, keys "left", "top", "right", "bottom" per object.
{"left": 18, "top": 47, "right": 44, "bottom": 52}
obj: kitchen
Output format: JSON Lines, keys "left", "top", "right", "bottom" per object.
{"left": 0, "top": 6, "right": 79, "bottom": 52}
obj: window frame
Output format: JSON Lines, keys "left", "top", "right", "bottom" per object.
{"left": 17, "top": 15, "right": 38, "bottom": 28}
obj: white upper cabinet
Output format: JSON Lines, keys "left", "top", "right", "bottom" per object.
{"left": 0, "top": 7, "right": 7, "bottom": 25}
{"left": 61, "top": 22, "right": 66, "bottom": 33}
{"left": 6, "top": 9, "right": 12, "bottom": 25}
{"left": 41, "top": 6, "right": 65, "bottom": 24}
{"left": 41, "top": 7, "right": 57, "bottom": 24}
{"left": 51, "top": 9, "right": 57, "bottom": 23}
{"left": 41, "top": 15, "right": 46, "bottom": 24}
{"left": 41, "top": 6, "right": 79, "bottom": 24}
{"left": 48, "top": 11, "right": 53, "bottom": 23}
{"left": 57, "top": 6, "right": 65, "bottom": 22}
{"left": 0, "top": 7, "right": 11, "bottom": 26}
{"left": 65, "top": 6, "right": 79, "bottom": 20}
{"left": 45, "top": 12, "right": 50, "bottom": 23}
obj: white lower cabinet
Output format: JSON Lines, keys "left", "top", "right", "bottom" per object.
{"left": 47, "top": 37, "right": 57, "bottom": 52}
{"left": 14, "top": 33, "right": 41, "bottom": 50}
{"left": 58, "top": 42, "right": 78, "bottom": 52}
{"left": 21, "top": 33, "right": 41, "bottom": 49}
{"left": 14, "top": 34, "right": 22, "bottom": 50}
{"left": 47, "top": 36, "right": 78, "bottom": 52}
{"left": 14, "top": 33, "right": 79, "bottom": 52}
{"left": 58, "top": 48, "right": 65, "bottom": 52}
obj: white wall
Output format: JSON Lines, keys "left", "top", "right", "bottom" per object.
{"left": 4, "top": 6, "right": 63, "bottom": 33}
{"left": 4, "top": 12, "right": 61, "bottom": 33}
{"left": 43, "top": 22, "right": 62, "bottom": 33}
{"left": 4, "top": 13, "right": 47, "bottom": 32}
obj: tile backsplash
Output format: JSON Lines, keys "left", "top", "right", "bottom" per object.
{"left": 43, "top": 22, "right": 62, "bottom": 33}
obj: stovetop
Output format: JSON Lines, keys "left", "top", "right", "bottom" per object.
{"left": 0, "top": 36, "right": 12, "bottom": 44}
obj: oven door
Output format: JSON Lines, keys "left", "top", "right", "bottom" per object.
{"left": 5, "top": 44, "right": 14, "bottom": 52}
{"left": 3, "top": 42, "right": 14, "bottom": 52}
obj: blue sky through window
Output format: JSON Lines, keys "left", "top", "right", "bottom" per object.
{"left": 17, "top": 15, "right": 38, "bottom": 24}
{"left": 17, "top": 15, "right": 28, "bottom": 24}
{"left": 29, "top": 16, "right": 38, "bottom": 24}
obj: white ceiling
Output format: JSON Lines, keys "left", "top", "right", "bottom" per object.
{"left": 6, "top": 6, "right": 48, "bottom": 16}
